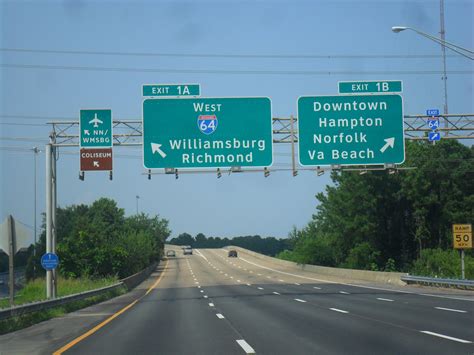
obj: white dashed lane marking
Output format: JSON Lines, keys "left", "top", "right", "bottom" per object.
{"left": 236, "top": 339, "right": 256, "bottom": 354}
{"left": 330, "top": 308, "right": 349, "bottom": 314}
{"left": 434, "top": 307, "right": 467, "bottom": 313}
{"left": 420, "top": 331, "right": 472, "bottom": 344}
{"left": 273, "top": 292, "right": 281, "bottom": 295}
{"left": 295, "top": 298, "right": 307, "bottom": 303}
{"left": 377, "top": 298, "right": 394, "bottom": 302}
{"left": 216, "top": 313, "right": 225, "bottom": 319}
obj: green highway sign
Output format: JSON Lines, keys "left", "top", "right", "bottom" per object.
{"left": 143, "top": 97, "right": 273, "bottom": 169}
{"left": 79, "top": 109, "right": 112, "bottom": 148}
{"left": 338, "top": 80, "right": 402, "bottom": 94}
{"left": 143, "top": 84, "right": 200, "bottom": 97}
{"left": 298, "top": 94, "right": 405, "bottom": 166}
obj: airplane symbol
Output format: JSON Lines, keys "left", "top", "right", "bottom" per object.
{"left": 89, "top": 113, "right": 103, "bottom": 128}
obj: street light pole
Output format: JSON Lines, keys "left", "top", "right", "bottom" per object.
{"left": 392, "top": 25, "right": 473, "bottom": 136}
{"left": 136, "top": 195, "right": 140, "bottom": 215}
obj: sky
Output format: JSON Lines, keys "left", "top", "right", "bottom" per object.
{"left": 0, "top": 0, "right": 473, "bottom": 241}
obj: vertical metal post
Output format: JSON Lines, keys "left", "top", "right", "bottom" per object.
{"left": 461, "top": 249, "right": 465, "bottom": 280}
{"left": 440, "top": 0, "right": 449, "bottom": 134}
{"left": 45, "top": 143, "right": 53, "bottom": 299}
{"left": 8, "top": 215, "right": 15, "bottom": 306}
{"left": 290, "top": 115, "right": 296, "bottom": 175}
{"left": 33, "top": 147, "right": 38, "bottom": 278}
{"left": 51, "top": 144, "right": 57, "bottom": 298}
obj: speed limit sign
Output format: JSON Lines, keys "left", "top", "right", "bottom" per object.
{"left": 453, "top": 224, "right": 472, "bottom": 249}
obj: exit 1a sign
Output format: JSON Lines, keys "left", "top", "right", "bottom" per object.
{"left": 143, "top": 84, "right": 200, "bottom": 97}
{"left": 338, "top": 80, "right": 403, "bottom": 94}
{"left": 80, "top": 109, "right": 112, "bottom": 148}
{"left": 298, "top": 94, "right": 405, "bottom": 166}
{"left": 143, "top": 97, "right": 273, "bottom": 169}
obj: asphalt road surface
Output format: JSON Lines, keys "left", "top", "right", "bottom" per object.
{"left": 1, "top": 247, "right": 473, "bottom": 354}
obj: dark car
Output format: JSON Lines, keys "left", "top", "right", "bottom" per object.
{"left": 228, "top": 250, "right": 238, "bottom": 257}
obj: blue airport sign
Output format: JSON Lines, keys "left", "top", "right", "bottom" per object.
{"left": 41, "top": 253, "right": 59, "bottom": 270}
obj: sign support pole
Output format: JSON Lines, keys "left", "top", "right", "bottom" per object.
{"left": 51, "top": 140, "right": 57, "bottom": 299}
{"left": 8, "top": 215, "right": 15, "bottom": 306}
{"left": 45, "top": 143, "right": 53, "bottom": 299}
{"left": 290, "top": 115, "right": 296, "bottom": 175}
{"left": 461, "top": 249, "right": 465, "bottom": 280}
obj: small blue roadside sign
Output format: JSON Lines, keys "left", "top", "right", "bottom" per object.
{"left": 426, "top": 109, "right": 440, "bottom": 116}
{"left": 428, "top": 120, "right": 440, "bottom": 130}
{"left": 428, "top": 132, "right": 441, "bottom": 142}
{"left": 41, "top": 253, "right": 59, "bottom": 270}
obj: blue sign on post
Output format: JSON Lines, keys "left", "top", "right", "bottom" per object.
{"left": 428, "top": 132, "right": 441, "bottom": 142}
{"left": 426, "top": 109, "right": 440, "bottom": 116}
{"left": 41, "top": 253, "right": 59, "bottom": 270}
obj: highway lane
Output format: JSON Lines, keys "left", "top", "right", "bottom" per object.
{"left": 49, "top": 246, "right": 473, "bottom": 354}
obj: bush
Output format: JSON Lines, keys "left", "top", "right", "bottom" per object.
{"left": 343, "top": 242, "right": 380, "bottom": 270}
{"left": 411, "top": 248, "right": 474, "bottom": 279}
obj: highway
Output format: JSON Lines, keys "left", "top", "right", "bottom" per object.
{"left": 2, "top": 247, "right": 473, "bottom": 354}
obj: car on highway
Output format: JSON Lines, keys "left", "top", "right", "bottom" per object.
{"left": 183, "top": 247, "right": 193, "bottom": 255}
{"left": 228, "top": 250, "right": 238, "bottom": 257}
{"left": 166, "top": 250, "right": 176, "bottom": 257}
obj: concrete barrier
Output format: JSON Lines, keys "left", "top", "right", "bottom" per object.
{"left": 224, "top": 246, "right": 406, "bottom": 286}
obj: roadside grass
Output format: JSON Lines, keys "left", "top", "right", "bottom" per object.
{"left": 0, "top": 276, "right": 119, "bottom": 308}
{"left": 0, "top": 276, "right": 126, "bottom": 334}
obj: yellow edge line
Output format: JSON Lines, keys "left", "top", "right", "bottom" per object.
{"left": 53, "top": 259, "right": 168, "bottom": 355}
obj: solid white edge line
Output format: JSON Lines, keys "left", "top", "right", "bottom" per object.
{"left": 330, "top": 308, "right": 349, "bottom": 314}
{"left": 434, "top": 307, "right": 467, "bottom": 313}
{"left": 295, "top": 298, "right": 307, "bottom": 303}
{"left": 238, "top": 256, "right": 474, "bottom": 302}
{"left": 236, "top": 340, "right": 256, "bottom": 354}
{"left": 377, "top": 298, "right": 394, "bottom": 302}
{"left": 420, "top": 331, "right": 472, "bottom": 344}
{"left": 216, "top": 313, "right": 225, "bottom": 319}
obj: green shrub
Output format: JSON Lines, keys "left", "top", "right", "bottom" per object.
{"left": 411, "top": 248, "right": 474, "bottom": 279}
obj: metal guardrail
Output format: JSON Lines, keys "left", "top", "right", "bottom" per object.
{"left": 0, "top": 283, "right": 124, "bottom": 321}
{"left": 401, "top": 275, "right": 474, "bottom": 289}
{"left": 0, "top": 261, "right": 160, "bottom": 321}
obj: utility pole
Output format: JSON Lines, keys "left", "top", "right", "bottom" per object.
{"left": 440, "top": 0, "right": 449, "bottom": 133}
{"left": 136, "top": 195, "right": 140, "bottom": 215}
{"left": 8, "top": 215, "right": 16, "bottom": 306}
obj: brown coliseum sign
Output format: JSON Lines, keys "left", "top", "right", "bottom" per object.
{"left": 80, "top": 148, "right": 113, "bottom": 171}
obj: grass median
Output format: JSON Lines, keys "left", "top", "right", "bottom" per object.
{"left": 0, "top": 276, "right": 127, "bottom": 334}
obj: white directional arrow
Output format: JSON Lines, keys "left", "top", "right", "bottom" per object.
{"left": 84, "top": 130, "right": 90, "bottom": 135}
{"left": 151, "top": 143, "right": 167, "bottom": 158}
{"left": 93, "top": 161, "right": 99, "bottom": 167}
{"left": 380, "top": 137, "right": 395, "bottom": 153}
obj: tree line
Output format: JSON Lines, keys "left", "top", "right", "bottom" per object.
{"left": 169, "top": 233, "right": 290, "bottom": 256}
{"left": 22, "top": 198, "right": 171, "bottom": 279}
{"left": 278, "top": 140, "right": 473, "bottom": 278}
